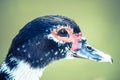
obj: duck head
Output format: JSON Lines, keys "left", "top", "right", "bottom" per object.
{"left": 6, "top": 15, "right": 113, "bottom": 70}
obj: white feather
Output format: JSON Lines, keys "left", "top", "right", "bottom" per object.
{"left": 1, "top": 61, "right": 45, "bottom": 80}
{"left": 11, "top": 61, "right": 45, "bottom": 80}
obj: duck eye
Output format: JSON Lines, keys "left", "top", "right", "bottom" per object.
{"left": 57, "top": 29, "right": 69, "bottom": 37}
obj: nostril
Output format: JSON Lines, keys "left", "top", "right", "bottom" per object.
{"left": 86, "top": 45, "right": 94, "bottom": 52}
{"left": 86, "top": 46, "right": 92, "bottom": 50}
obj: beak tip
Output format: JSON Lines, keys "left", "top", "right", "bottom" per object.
{"left": 105, "top": 55, "right": 113, "bottom": 64}
{"left": 110, "top": 58, "right": 113, "bottom": 64}
{"left": 100, "top": 55, "right": 113, "bottom": 64}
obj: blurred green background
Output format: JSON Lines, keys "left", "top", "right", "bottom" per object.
{"left": 0, "top": 0, "right": 120, "bottom": 80}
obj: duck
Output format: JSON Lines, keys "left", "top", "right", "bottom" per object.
{"left": 0, "top": 15, "right": 113, "bottom": 80}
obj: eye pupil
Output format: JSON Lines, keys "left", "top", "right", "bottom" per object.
{"left": 57, "top": 29, "right": 69, "bottom": 37}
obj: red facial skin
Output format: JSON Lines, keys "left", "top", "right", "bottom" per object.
{"left": 71, "top": 33, "right": 81, "bottom": 51}
{"left": 51, "top": 26, "right": 82, "bottom": 51}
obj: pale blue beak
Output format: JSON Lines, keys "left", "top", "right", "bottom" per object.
{"left": 73, "top": 37, "right": 113, "bottom": 63}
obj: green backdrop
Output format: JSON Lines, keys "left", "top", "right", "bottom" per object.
{"left": 0, "top": 0, "right": 120, "bottom": 80}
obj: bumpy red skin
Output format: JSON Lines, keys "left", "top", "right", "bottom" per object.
{"left": 51, "top": 27, "right": 82, "bottom": 51}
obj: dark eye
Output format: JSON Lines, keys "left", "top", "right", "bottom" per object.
{"left": 57, "top": 29, "right": 69, "bottom": 37}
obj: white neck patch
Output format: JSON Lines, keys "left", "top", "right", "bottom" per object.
{"left": 1, "top": 61, "right": 45, "bottom": 80}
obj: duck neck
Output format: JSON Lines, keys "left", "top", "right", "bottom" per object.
{"left": 0, "top": 61, "right": 45, "bottom": 80}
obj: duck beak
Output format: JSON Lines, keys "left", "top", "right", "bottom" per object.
{"left": 72, "top": 37, "right": 113, "bottom": 64}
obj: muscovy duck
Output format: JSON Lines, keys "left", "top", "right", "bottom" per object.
{"left": 0, "top": 15, "right": 113, "bottom": 80}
